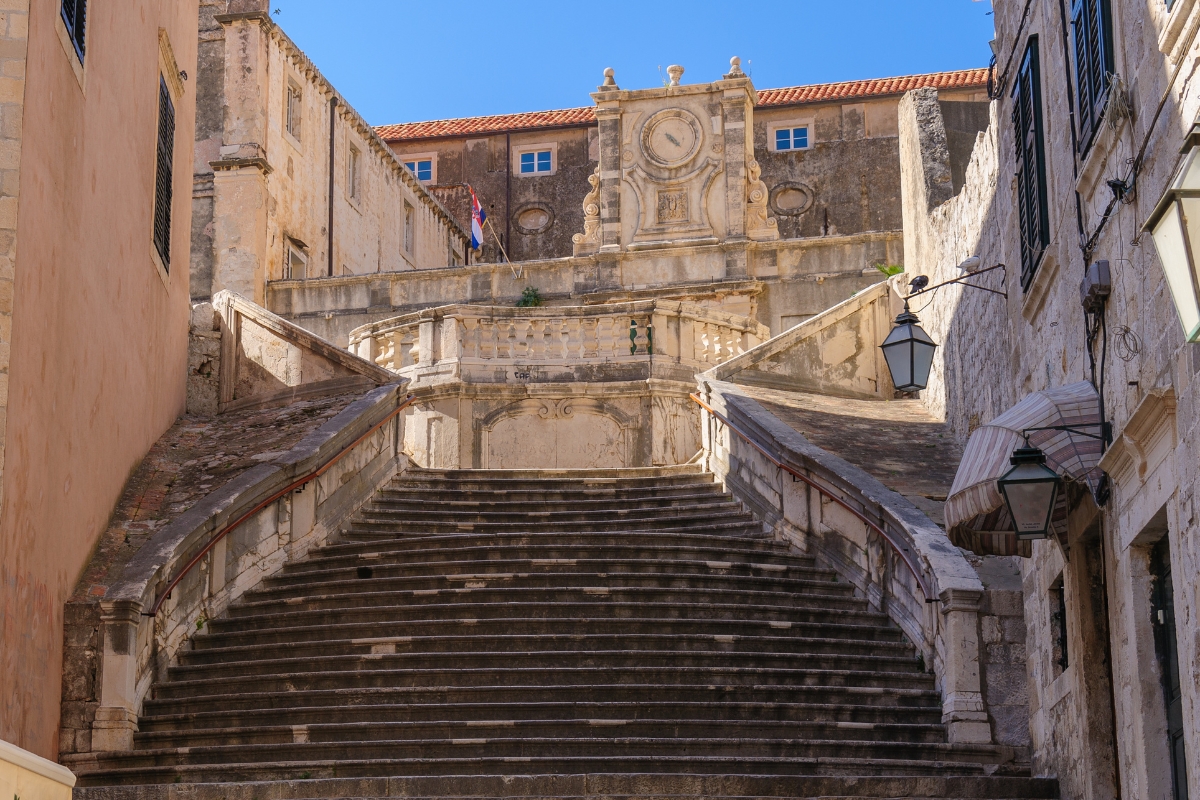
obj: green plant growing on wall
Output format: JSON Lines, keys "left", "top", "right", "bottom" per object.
{"left": 873, "top": 263, "right": 904, "bottom": 277}
{"left": 516, "top": 287, "right": 543, "bottom": 308}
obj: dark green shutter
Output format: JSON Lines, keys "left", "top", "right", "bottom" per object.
{"left": 60, "top": 0, "right": 87, "bottom": 59}
{"left": 1012, "top": 38, "right": 1049, "bottom": 291}
{"left": 1072, "top": 0, "right": 1114, "bottom": 154}
{"left": 153, "top": 77, "right": 175, "bottom": 271}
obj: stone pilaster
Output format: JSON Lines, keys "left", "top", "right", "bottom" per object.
{"left": 939, "top": 587, "right": 993, "bottom": 743}
{"left": 92, "top": 600, "right": 145, "bottom": 752}
{"left": 593, "top": 104, "right": 622, "bottom": 253}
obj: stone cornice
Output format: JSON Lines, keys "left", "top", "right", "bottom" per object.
{"left": 1099, "top": 388, "right": 1177, "bottom": 487}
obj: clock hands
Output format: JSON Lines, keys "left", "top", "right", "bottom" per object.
{"left": 664, "top": 132, "right": 681, "bottom": 147}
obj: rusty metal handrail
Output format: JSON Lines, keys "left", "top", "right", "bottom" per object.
{"left": 690, "top": 393, "right": 937, "bottom": 603}
{"left": 145, "top": 395, "right": 417, "bottom": 617}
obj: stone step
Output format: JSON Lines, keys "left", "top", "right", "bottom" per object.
{"left": 412, "top": 465, "right": 706, "bottom": 480}
{"left": 203, "top": 599, "right": 891, "bottom": 637}
{"left": 149, "top": 664, "right": 937, "bottom": 701}
{"left": 78, "top": 735, "right": 1021, "bottom": 772}
{"left": 276, "top": 543, "right": 811, "bottom": 578}
{"left": 71, "top": 772, "right": 1059, "bottom": 799}
{"left": 364, "top": 490, "right": 734, "bottom": 513}
{"left": 132, "top": 717, "right": 951, "bottom": 749}
{"left": 136, "top": 699, "right": 945, "bottom": 733}
{"left": 341, "top": 516, "right": 763, "bottom": 537}
{"left": 70, "top": 752, "right": 1035, "bottom": 788}
{"left": 261, "top": 559, "right": 828, "bottom": 592}
{"left": 199, "top": 609, "right": 892, "bottom": 652}
{"left": 357, "top": 499, "right": 745, "bottom": 522}
{"left": 192, "top": 614, "right": 904, "bottom": 651}
{"left": 311, "top": 530, "right": 803, "bottom": 559}
{"left": 180, "top": 631, "right": 910, "bottom": 667}
{"left": 166, "top": 648, "right": 925, "bottom": 684}
{"left": 240, "top": 569, "right": 845, "bottom": 608}
{"left": 141, "top": 681, "right": 944, "bottom": 718}
{"left": 390, "top": 473, "right": 715, "bottom": 492}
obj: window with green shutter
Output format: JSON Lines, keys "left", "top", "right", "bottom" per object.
{"left": 1013, "top": 38, "right": 1049, "bottom": 292}
{"left": 60, "top": 0, "right": 87, "bottom": 61}
{"left": 153, "top": 76, "right": 176, "bottom": 271}
{"left": 1071, "top": 0, "right": 1115, "bottom": 155}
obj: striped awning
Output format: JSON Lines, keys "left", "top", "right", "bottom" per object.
{"left": 945, "top": 382, "right": 1104, "bottom": 557}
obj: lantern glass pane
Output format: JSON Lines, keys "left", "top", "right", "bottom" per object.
{"left": 1178, "top": 147, "right": 1200, "bottom": 191}
{"left": 912, "top": 340, "right": 937, "bottom": 389}
{"left": 882, "top": 339, "right": 913, "bottom": 389}
{"left": 1152, "top": 199, "right": 1200, "bottom": 341}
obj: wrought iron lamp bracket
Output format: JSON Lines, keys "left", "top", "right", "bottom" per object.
{"left": 907, "top": 263, "right": 1008, "bottom": 299}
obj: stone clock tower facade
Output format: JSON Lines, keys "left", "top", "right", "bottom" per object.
{"left": 574, "top": 58, "right": 779, "bottom": 278}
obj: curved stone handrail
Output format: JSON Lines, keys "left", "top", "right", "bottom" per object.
{"left": 89, "top": 384, "right": 410, "bottom": 753}
{"left": 697, "top": 379, "right": 992, "bottom": 745}
{"left": 347, "top": 301, "right": 771, "bottom": 376}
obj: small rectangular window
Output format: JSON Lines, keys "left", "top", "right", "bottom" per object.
{"left": 153, "top": 76, "right": 176, "bottom": 271}
{"left": 403, "top": 201, "right": 414, "bottom": 253}
{"left": 1050, "top": 576, "right": 1069, "bottom": 675}
{"left": 1072, "top": 0, "right": 1115, "bottom": 154}
{"left": 286, "top": 81, "right": 302, "bottom": 142}
{"left": 774, "top": 126, "right": 809, "bottom": 151}
{"left": 348, "top": 145, "right": 361, "bottom": 200}
{"left": 404, "top": 159, "right": 432, "bottom": 182}
{"left": 519, "top": 149, "right": 553, "bottom": 174}
{"left": 286, "top": 242, "right": 307, "bottom": 280}
{"left": 61, "top": 0, "right": 87, "bottom": 60}
{"left": 1013, "top": 37, "right": 1050, "bottom": 291}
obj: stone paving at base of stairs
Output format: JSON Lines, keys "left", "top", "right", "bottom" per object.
{"left": 737, "top": 385, "right": 962, "bottom": 527}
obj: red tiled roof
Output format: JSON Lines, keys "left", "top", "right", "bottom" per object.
{"left": 376, "top": 107, "right": 596, "bottom": 142}
{"left": 376, "top": 69, "right": 988, "bottom": 142}
{"left": 756, "top": 68, "right": 989, "bottom": 107}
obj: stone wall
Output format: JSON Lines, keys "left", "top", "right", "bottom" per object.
{"left": 383, "top": 76, "right": 986, "bottom": 265}
{"left": 191, "top": 1, "right": 469, "bottom": 304}
{"left": 899, "top": 0, "right": 1200, "bottom": 795}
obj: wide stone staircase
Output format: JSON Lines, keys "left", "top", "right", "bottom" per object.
{"left": 72, "top": 466, "right": 1057, "bottom": 799}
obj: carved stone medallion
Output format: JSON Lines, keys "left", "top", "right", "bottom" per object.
{"left": 640, "top": 108, "right": 702, "bottom": 169}
{"left": 656, "top": 189, "right": 689, "bottom": 224}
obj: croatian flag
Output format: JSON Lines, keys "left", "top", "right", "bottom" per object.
{"left": 469, "top": 186, "right": 487, "bottom": 250}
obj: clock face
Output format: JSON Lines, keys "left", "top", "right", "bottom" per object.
{"left": 641, "top": 109, "right": 702, "bottom": 168}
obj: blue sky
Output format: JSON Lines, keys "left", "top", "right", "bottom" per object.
{"left": 272, "top": 1, "right": 996, "bottom": 126}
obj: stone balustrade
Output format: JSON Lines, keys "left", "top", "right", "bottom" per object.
{"left": 348, "top": 301, "right": 771, "bottom": 384}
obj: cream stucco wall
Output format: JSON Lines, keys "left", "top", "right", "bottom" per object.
{"left": 0, "top": 0, "right": 197, "bottom": 760}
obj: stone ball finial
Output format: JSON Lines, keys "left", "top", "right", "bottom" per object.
{"left": 600, "top": 67, "right": 618, "bottom": 90}
{"left": 727, "top": 56, "right": 745, "bottom": 77}
{"left": 666, "top": 65, "right": 684, "bottom": 86}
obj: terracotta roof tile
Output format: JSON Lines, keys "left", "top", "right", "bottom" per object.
{"left": 376, "top": 107, "right": 596, "bottom": 142}
{"left": 376, "top": 69, "right": 988, "bottom": 142}
{"left": 756, "top": 68, "right": 989, "bottom": 107}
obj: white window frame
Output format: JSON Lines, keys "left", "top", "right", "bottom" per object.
{"left": 512, "top": 142, "right": 558, "bottom": 177}
{"left": 286, "top": 239, "right": 308, "bottom": 280}
{"left": 769, "top": 120, "right": 814, "bottom": 152}
{"left": 285, "top": 78, "right": 303, "bottom": 146}
{"left": 401, "top": 152, "right": 437, "bottom": 184}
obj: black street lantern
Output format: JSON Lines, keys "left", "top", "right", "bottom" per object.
{"left": 997, "top": 445, "right": 1060, "bottom": 540}
{"left": 880, "top": 302, "right": 939, "bottom": 392}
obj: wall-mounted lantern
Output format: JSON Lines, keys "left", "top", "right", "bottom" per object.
{"left": 879, "top": 262, "right": 1007, "bottom": 393}
{"left": 880, "top": 302, "right": 938, "bottom": 392}
{"left": 996, "top": 445, "right": 1060, "bottom": 540}
{"left": 1144, "top": 124, "right": 1200, "bottom": 342}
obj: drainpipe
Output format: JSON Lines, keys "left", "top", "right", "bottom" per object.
{"left": 505, "top": 132, "right": 511, "bottom": 263}
{"left": 328, "top": 96, "right": 338, "bottom": 277}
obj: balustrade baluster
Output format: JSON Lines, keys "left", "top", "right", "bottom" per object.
{"left": 581, "top": 318, "right": 598, "bottom": 359}
{"left": 530, "top": 319, "right": 547, "bottom": 361}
